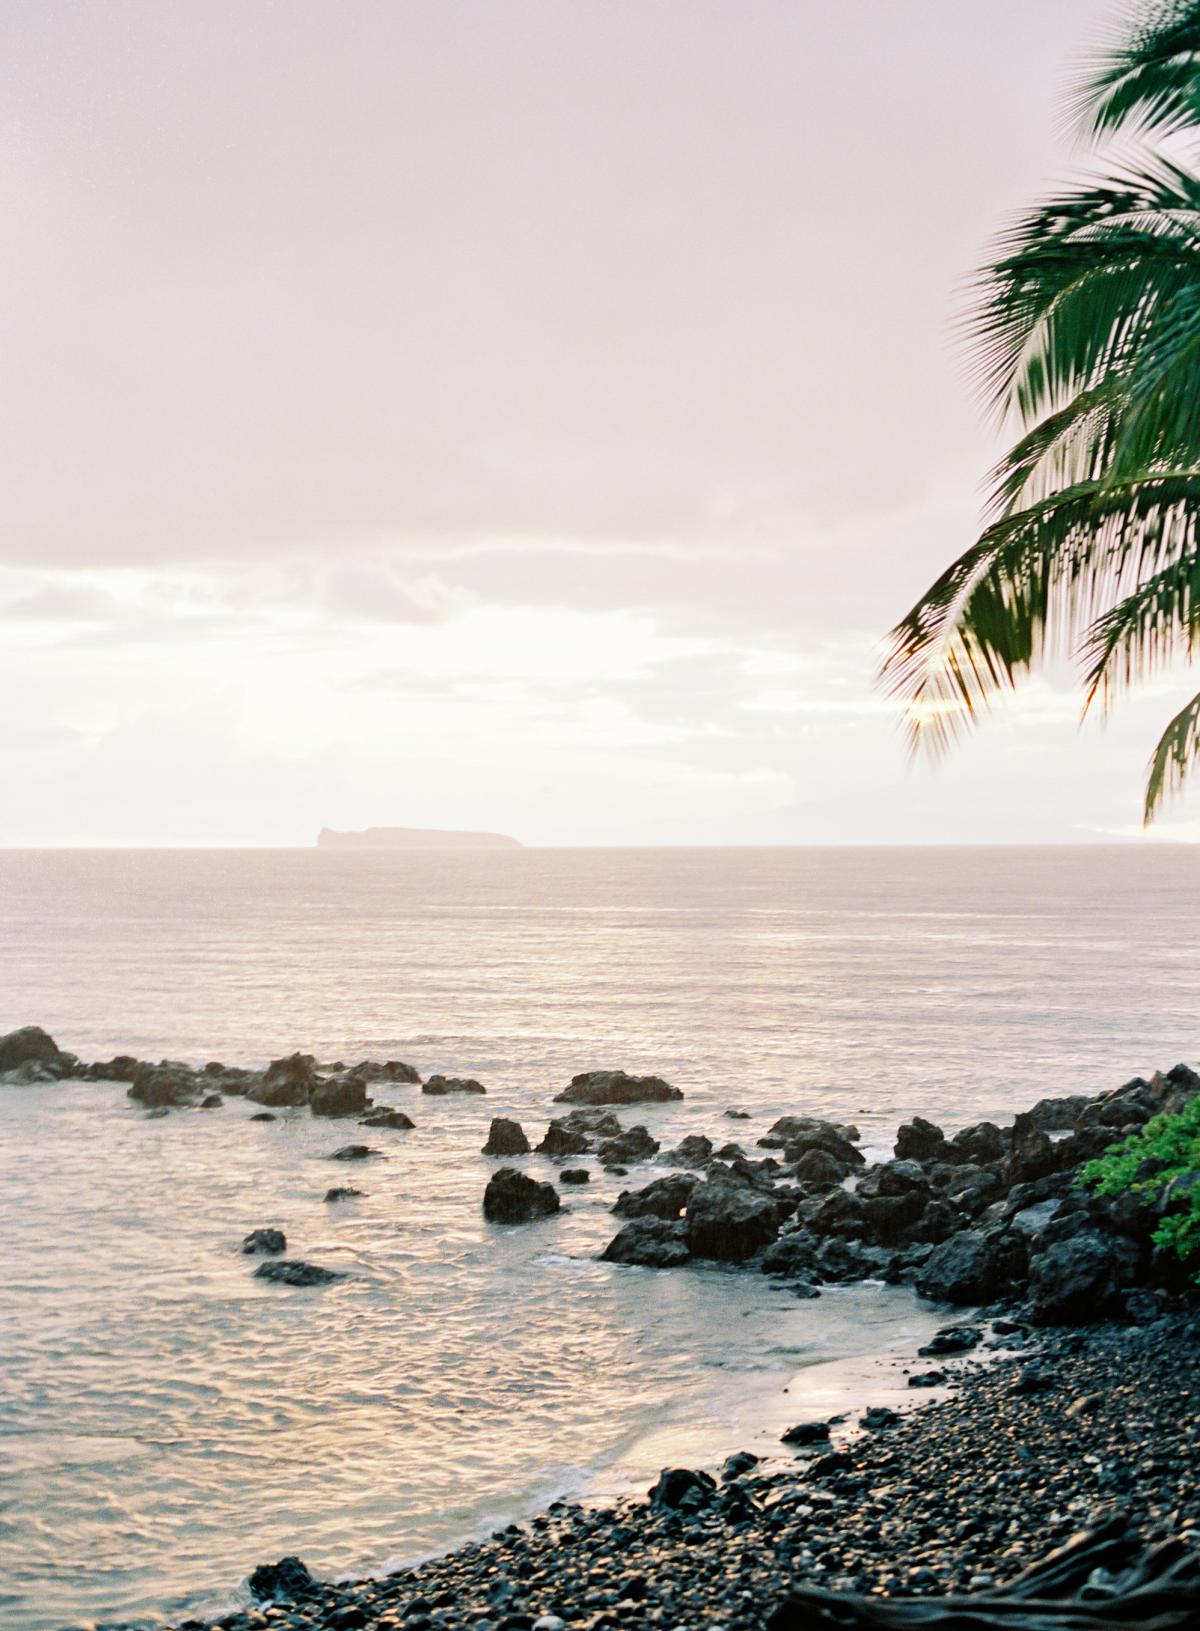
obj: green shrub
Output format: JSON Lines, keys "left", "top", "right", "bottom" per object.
{"left": 1080, "top": 1097, "right": 1200, "bottom": 1281}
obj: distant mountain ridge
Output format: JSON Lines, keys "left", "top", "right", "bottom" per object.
{"left": 316, "top": 826, "right": 522, "bottom": 851}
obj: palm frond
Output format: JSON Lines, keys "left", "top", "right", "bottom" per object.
{"left": 883, "top": 473, "right": 1200, "bottom": 753}
{"left": 1145, "top": 686, "right": 1200, "bottom": 818}
{"left": 1082, "top": 548, "right": 1200, "bottom": 710}
{"left": 1076, "top": 2, "right": 1200, "bottom": 140}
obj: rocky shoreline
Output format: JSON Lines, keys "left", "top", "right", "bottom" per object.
{"left": 162, "top": 1309, "right": 1200, "bottom": 1631}
{"left": 6, "top": 1023, "right": 1200, "bottom": 1627}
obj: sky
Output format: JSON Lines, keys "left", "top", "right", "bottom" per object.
{"left": 5, "top": 0, "right": 1200, "bottom": 847}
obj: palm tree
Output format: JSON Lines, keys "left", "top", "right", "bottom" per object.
{"left": 883, "top": 0, "right": 1200, "bottom": 820}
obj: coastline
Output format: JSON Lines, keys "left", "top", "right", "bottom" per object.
{"left": 170, "top": 1307, "right": 1200, "bottom": 1631}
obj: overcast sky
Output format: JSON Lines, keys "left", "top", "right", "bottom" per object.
{"left": 5, "top": 0, "right": 1198, "bottom": 846}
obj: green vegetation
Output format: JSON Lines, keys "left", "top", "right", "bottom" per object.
{"left": 883, "top": 0, "right": 1200, "bottom": 820}
{"left": 1081, "top": 1097, "right": 1200, "bottom": 1278}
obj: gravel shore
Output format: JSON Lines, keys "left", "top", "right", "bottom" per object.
{"left": 167, "top": 1306, "right": 1200, "bottom": 1631}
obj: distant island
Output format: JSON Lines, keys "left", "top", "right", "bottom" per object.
{"left": 316, "top": 826, "right": 522, "bottom": 851}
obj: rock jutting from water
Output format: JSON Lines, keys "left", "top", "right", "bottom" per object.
{"left": 482, "top": 1167, "right": 561, "bottom": 1224}
{"left": 253, "top": 1259, "right": 343, "bottom": 1287}
{"left": 554, "top": 1069, "right": 683, "bottom": 1106}
{"left": 423, "top": 1075, "right": 487, "bottom": 1096}
{"left": 482, "top": 1117, "right": 531, "bottom": 1156}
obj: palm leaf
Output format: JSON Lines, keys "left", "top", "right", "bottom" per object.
{"left": 1145, "top": 687, "right": 1200, "bottom": 817}
{"left": 1077, "top": 1, "right": 1200, "bottom": 140}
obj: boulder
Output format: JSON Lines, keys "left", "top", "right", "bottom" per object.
{"left": 1003, "top": 1111, "right": 1060, "bottom": 1187}
{"left": 916, "top": 1227, "right": 1025, "bottom": 1305}
{"left": 200, "top": 1093, "right": 223, "bottom": 1108}
{"left": 685, "top": 1176, "right": 787, "bottom": 1263}
{"left": 537, "top": 1120, "right": 591, "bottom": 1158}
{"left": 780, "top": 1420, "right": 831, "bottom": 1447}
{"left": 1027, "top": 1228, "right": 1143, "bottom": 1325}
{"left": 1023, "top": 1094, "right": 1092, "bottom": 1132}
{"left": 346, "top": 1059, "right": 421, "bottom": 1085}
{"left": 0, "top": 1026, "right": 66, "bottom": 1074}
{"left": 555, "top": 1070, "right": 682, "bottom": 1106}
{"left": 252, "top": 1053, "right": 318, "bottom": 1108}
{"left": 792, "top": 1148, "right": 849, "bottom": 1189}
{"left": 759, "top": 1229, "right": 818, "bottom": 1278}
{"left": 560, "top": 1167, "right": 590, "bottom": 1184}
{"left": 423, "top": 1074, "right": 486, "bottom": 1095}
{"left": 661, "top": 1134, "right": 714, "bottom": 1168}
{"left": 597, "top": 1125, "right": 660, "bottom": 1166}
{"left": 328, "top": 1144, "right": 380, "bottom": 1161}
{"left": 948, "top": 1121, "right": 1006, "bottom": 1164}
{"left": 648, "top": 1467, "right": 715, "bottom": 1509}
{"left": 310, "top": 1076, "right": 371, "bottom": 1117}
{"left": 483, "top": 1167, "right": 560, "bottom": 1224}
{"left": 861, "top": 1190, "right": 927, "bottom": 1246}
{"left": 358, "top": 1108, "right": 416, "bottom": 1130}
{"left": 482, "top": 1117, "right": 530, "bottom": 1156}
{"left": 612, "top": 1173, "right": 698, "bottom": 1220}
{"left": 86, "top": 1055, "right": 142, "bottom": 1082}
{"left": 918, "top": 1324, "right": 982, "bottom": 1356}
{"left": 254, "top": 1260, "right": 343, "bottom": 1286}
{"left": 242, "top": 1228, "right": 286, "bottom": 1255}
{"left": 602, "top": 1216, "right": 691, "bottom": 1267}
{"left": 324, "top": 1186, "right": 364, "bottom": 1202}
{"left": 758, "top": 1115, "right": 860, "bottom": 1151}
{"left": 811, "top": 1237, "right": 891, "bottom": 1282}
{"left": 783, "top": 1128, "right": 865, "bottom": 1168}
{"left": 250, "top": 1111, "right": 277, "bottom": 1122}
{"left": 249, "top": 1556, "right": 316, "bottom": 1602}
{"left": 894, "top": 1116, "right": 946, "bottom": 1163}
{"left": 127, "top": 1064, "right": 202, "bottom": 1109}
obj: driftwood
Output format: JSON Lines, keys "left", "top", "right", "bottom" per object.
{"left": 767, "top": 1517, "right": 1200, "bottom": 1631}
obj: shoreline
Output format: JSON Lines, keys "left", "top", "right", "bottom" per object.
{"left": 168, "top": 1307, "right": 1200, "bottom": 1631}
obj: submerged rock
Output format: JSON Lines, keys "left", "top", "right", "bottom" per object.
{"left": 359, "top": 1107, "right": 416, "bottom": 1130}
{"left": 560, "top": 1167, "right": 590, "bottom": 1184}
{"left": 482, "top": 1117, "right": 531, "bottom": 1156}
{"left": 324, "top": 1186, "right": 364, "bottom": 1202}
{"left": 328, "top": 1144, "right": 381, "bottom": 1161}
{"left": 242, "top": 1227, "right": 286, "bottom": 1255}
{"left": 483, "top": 1167, "right": 560, "bottom": 1224}
{"left": 254, "top": 1260, "right": 342, "bottom": 1286}
{"left": 423, "top": 1074, "right": 486, "bottom": 1095}
{"left": 555, "top": 1070, "right": 682, "bottom": 1106}
{"left": 250, "top": 1111, "right": 277, "bottom": 1122}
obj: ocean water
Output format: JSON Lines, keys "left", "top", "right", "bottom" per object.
{"left": 0, "top": 845, "right": 1197, "bottom": 1630}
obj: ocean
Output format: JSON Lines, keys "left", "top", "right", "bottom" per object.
{"left": 0, "top": 845, "right": 1196, "bottom": 1629}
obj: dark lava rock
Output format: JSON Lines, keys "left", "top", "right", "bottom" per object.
{"left": 483, "top": 1167, "right": 560, "bottom": 1224}
{"left": 661, "top": 1133, "right": 714, "bottom": 1168}
{"left": 85, "top": 1054, "right": 142, "bottom": 1082}
{"left": 555, "top": 1070, "right": 682, "bottom": 1106}
{"left": 250, "top": 1111, "right": 277, "bottom": 1122}
{"left": 894, "top": 1116, "right": 947, "bottom": 1162}
{"left": 722, "top": 1450, "right": 759, "bottom": 1479}
{"left": 597, "top": 1125, "right": 660, "bottom": 1166}
{"left": 248, "top": 1555, "right": 316, "bottom": 1602}
{"left": 127, "top": 1063, "right": 202, "bottom": 1109}
{"left": 907, "top": 1369, "right": 947, "bottom": 1387}
{"left": 860, "top": 1405, "right": 900, "bottom": 1429}
{"left": 949, "top": 1120, "right": 1006, "bottom": 1163}
{"left": 328, "top": 1144, "right": 381, "bottom": 1161}
{"left": 251, "top": 1052, "right": 318, "bottom": 1108}
{"left": 359, "top": 1107, "right": 416, "bottom": 1130}
{"left": 1013, "top": 1362, "right": 1054, "bottom": 1393}
{"left": 784, "top": 1127, "right": 866, "bottom": 1168}
{"left": 602, "top": 1217, "right": 690, "bottom": 1267}
{"left": 483, "top": 1117, "right": 531, "bottom": 1156}
{"left": 199, "top": 1093, "right": 223, "bottom": 1108}
{"left": 345, "top": 1059, "right": 421, "bottom": 1085}
{"left": 760, "top": 1230, "right": 818, "bottom": 1277}
{"left": 324, "top": 1186, "right": 364, "bottom": 1202}
{"left": 685, "top": 1175, "right": 786, "bottom": 1263}
{"left": 559, "top": 1107, "right": 622, "bottom": 1136}
{"left": 648, "top": 1467, "right": 715, "bottom": 1509}
{"left": 310, "top": 1076, "right": 371, "bottom": 1117}
{"left": 242, "top": 1227, "right": 286, "bottom": 1255}
{"left": 560, "top": 1167, "right": 590, "bottom": 1184}
{"left": 916, "top": 1227, "right": 1025, "bottom": 1306}
{"left": 613, "top": 1172, "right": 698, "bottom": 1220}
{"left": 1027, "top": 1228, "right": 1142, "bottom": 1325}
{"left": 725, "top": 1108, "right": 751, "bottom": 1120}
{"left": 919, "top": 1324, "right": 983, "bottom": 1356}
{"left": 537, "top": 1120, "right": 590, "bottom": 1158}
{"left": 793, "top": 1147, "right": 851, "bottom": 1188}
{"left": 423, "top": 1074, "right": 486, "bottom": 1095}
{"left": 254, "top": 1260, "right": 342, "bottom": 1286}
{"left": 0, "top": 1026, "right": 66, "bottom": 1074}
{"left": 780, "top": 1419, "right": 831, "bottom": 1446}
{"left": 757, "top": 1114, "right": 860, "bottom": 1151}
